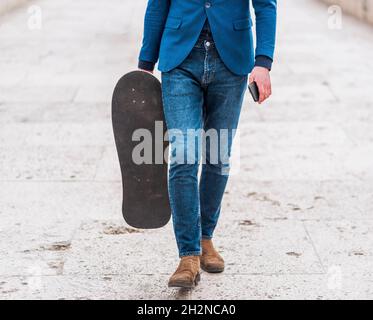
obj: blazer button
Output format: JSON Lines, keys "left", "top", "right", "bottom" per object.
{"left": 205, "top": 2, "right": 211, "bottom": 9}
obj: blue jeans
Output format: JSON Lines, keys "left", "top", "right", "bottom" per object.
{"left": 161, "top": 28, "right": 248, "bottom": 257}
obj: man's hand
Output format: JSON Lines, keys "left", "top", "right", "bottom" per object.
{"left": 139, "top": 69, "right": 153, "bottom": 74}
{"left": 249, "top": 66, "right": 272, "bottom": 104}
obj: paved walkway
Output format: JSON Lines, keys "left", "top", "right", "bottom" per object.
{"left": 1, "top": 0, "right": 373, "bottom": 299}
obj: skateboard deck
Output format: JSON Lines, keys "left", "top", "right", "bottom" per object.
{"left": 112, "top": 71, "right": 171, "bottom": 229}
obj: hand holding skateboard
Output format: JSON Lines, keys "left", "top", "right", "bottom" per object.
{"left": 139, "top": 69, "right": 153, "bottom": 74}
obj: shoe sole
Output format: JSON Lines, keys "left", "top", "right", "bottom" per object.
{"left": 168, "top": 273, "right": 201, "bottom": 288}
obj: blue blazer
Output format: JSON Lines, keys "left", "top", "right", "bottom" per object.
{"left": 139, "top": 0, "right": 277, "bottom": 76}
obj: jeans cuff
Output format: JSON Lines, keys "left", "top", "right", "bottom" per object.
{"left": 202, "top": 235, "right": 213, "bottom": 240}
{"left": 179, "top": 251, "right": 201, "bottom": 258}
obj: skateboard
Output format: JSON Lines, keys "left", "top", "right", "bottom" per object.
{"left": 112, "top": 71, "right": 171, "bottom": 229}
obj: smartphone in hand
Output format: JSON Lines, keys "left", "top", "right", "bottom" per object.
{"left": 248, "top": 81, "right": 259, "bottom": 102}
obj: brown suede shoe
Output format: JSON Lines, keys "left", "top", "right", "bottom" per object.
{"left": 168, "top": 256, "right": 201, "bottom": 288}
{"left": 200, "top": 239, "right": 225, "bottom": 273}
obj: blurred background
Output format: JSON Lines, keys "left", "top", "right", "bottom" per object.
{"left": 0, "top": 0, "right": 372, "bottom": 299}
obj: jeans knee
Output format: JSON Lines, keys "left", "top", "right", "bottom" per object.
{"left": 170, "top": 162, "right": 199, "bottom": 179}
{"left": 204, "top": 162, "right": 230, "bottom": 176}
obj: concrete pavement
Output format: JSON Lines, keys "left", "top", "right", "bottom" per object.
{"left": 0, "top": 0, "right": 373, "bottom": 299}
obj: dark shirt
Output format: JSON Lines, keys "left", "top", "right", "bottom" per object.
{"left": 138, "top": 19, "right": 272, "bottom": 72}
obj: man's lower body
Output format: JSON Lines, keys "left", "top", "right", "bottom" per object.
{"left": 161, "top": 32, "right": 247, "bottom": 287}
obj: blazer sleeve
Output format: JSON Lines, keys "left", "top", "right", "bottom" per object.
{"left": 138, "top": 0, "right": 170, "bottom": 68}
{"left": 252, "top": 0, "right": 277, "bottom": 61}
